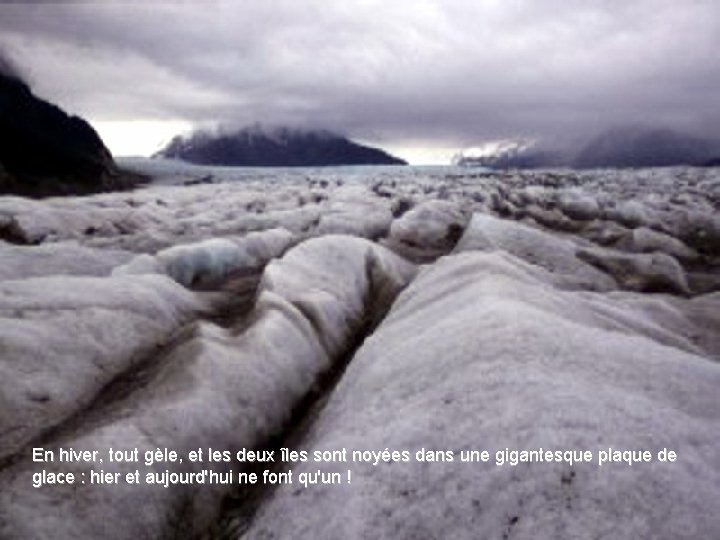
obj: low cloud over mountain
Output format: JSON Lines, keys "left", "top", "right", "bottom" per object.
{"left": 455, "top": 126, "right": 720, "bottom": 169}
{"left": 155, "top": 125, "right": 406, "bottom": 167}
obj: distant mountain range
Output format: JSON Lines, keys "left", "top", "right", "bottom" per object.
{"left": 574, "top": 127, "right": 719, "bottom": 168}
{"left": 455, "top": 127, "right": 720, "bottom": 169}
{"left": 155, "top": 125, "right": 407, "bottom": 167}
{"left": 0, "top": 71, "right": 139, "bottom": 197}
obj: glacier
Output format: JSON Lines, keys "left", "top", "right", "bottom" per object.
{"left": 0, "top": 162, "right": 718, "bottom": 539}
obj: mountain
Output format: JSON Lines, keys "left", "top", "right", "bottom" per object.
{"left": 0, "top": 71, "right": 140, "bottom": 197}
{"left": 155, "top": 125, "right": 407, "bottom": 166}
{"left": 455, "top": 127, "right": 720, "bottom": 170}
{"left": 573, "top": 127, "right": 718, "bottom": 169}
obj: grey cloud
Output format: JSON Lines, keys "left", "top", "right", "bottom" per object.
{"left": 0, "top": 0, "right": 719, "bottom": 148}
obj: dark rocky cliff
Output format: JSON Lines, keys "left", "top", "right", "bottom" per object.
{"left": 0, "top": 72, "right": 141, "bottom": 197}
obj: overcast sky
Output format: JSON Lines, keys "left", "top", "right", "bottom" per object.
{"left": 1, "top": 0, "right": 719, "bottom": 163}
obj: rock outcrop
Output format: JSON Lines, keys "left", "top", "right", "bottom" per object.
{"left": 0, "top": 72, "right": 141, "bottom": 197}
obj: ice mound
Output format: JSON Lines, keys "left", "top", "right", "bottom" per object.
{"left": 261, "top": 235, "right": 416, "bottom": 353}
{"left": 522, "top": 203, "right": 583, "bottom": 233}
{"left": 0, "top": 242, "right": 133, "bottom": 281}
{"left": 577, "top": 246, "right": 691, "bottom": 295}
{"left": 113, "top": 229, "right": 295, "bottom": 287}
{"left": 579, "top": 218, "right": 631, "bottom": 246}
{"left": 0, "top": 196, "right": 160, "bottom": 245}
{"left": 614, "top": 226, "right": 699, "bottom": 261}
{"left": 384, "top": 200, "right": 470, "bottom": 261}
{"left": 0, "top": 197, "right": 93, "bottom": 244}
{"left": 676, "top": 211, "right": 720, "bottom": 256}
{"left": 317, "top": 186, "right": 393, "bottom": 239}
{"left": 244, "top": 251, "right": 720, "bottom": 540}
{"left": 159, "top": 238, "right": 243, "bottom": 287}
{"left": 557, "top": 191, "right": 601, "bottom": 221}
{"left": 0, "top": 236, "right": 415, "bottom": 540}
{"left": 205, "top": 206, "right": 322, "bottom": 238}
{"left": 454, "top": 213, "right": 617, "bottom": 291}
{"left": 0, "top": 182, "right": 314, "bottom": 252}
{"left": 0, "top": 274, "right": 203, "bottom": 461}
{"left": 608, "top": 200, "right": 659, "bottom": 228}
{"left": 604, "top": 291, "right": 720, "bottom": 359}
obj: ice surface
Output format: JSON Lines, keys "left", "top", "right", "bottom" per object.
{"left": 385, "top": 199, "right": 470, "bottom": 260}
{"left": 0, "top": 162, "right": 718, "bottom": 539}
{"left": 0, "top": 236, "right": 415, "bottom": 539}
{"left": 317, "top": 185, "right": 393, "bottom": 239}
{"left": 578, "top": 246, "right": 691, "bottom": 295}
{"left": 0, "top": 242, "right": 133, "bottom": 281}
{"left": 113, "top": 229, "right": 294, "bottom": 288}
{"left": 614, "top": 226, "right": 699, "bottom": 261}
{"left": 557, "top": 190, "right": 601, "bottom": 221}
{"left": 0, "top": 274, "right": 203, "bottom": 461}
{"left": 244, "top": 251, "right": 720, "bottom": 540}
{"left": 454, "top": 213, "right": 617, "bottom": 291}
